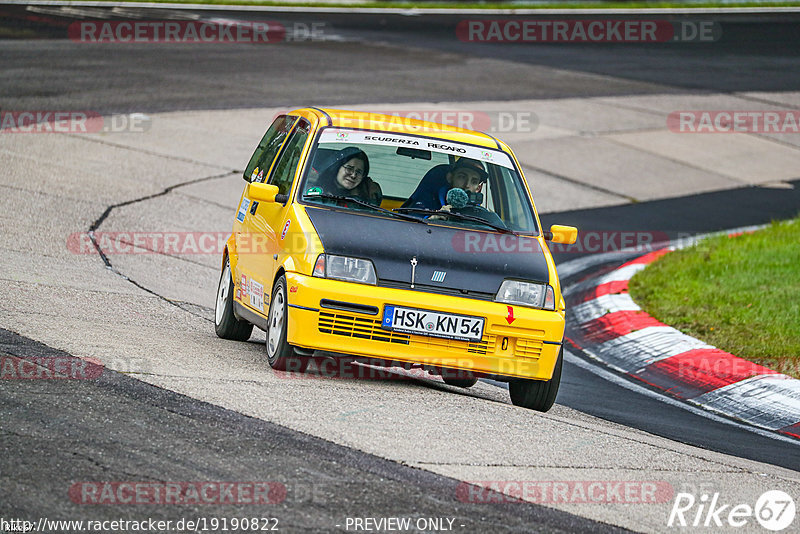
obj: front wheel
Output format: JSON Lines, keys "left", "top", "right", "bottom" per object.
{"left": 215, "top": 258, "right": 253, "bottom": 341}
{"left": 265, "top": 275, "right": 309, "bottom": 373}
{"left": 508, "top": 347, "right": 563, "bottom": 412}
{"left": 441, "top": 369, "right": 478, "bottom": 388}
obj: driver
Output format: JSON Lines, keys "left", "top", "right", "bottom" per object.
{"left": 412, "top": 158, "right": 504, "bottom": 227}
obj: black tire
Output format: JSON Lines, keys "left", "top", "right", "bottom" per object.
{"left": 265, "top": 275, "right": 309, "bottom": 373}
{"left": 215, "top": 258, "right": 254, "bottom": 341}
{"left": 508, "top": 347, "right": 563, "bottom": 412}
{"left": 441, "top": 369, "right": 478, "bottom": 388}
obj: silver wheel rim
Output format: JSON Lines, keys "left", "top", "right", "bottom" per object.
{"left": 215, "top": 262, "right": 230, "bottom": 326}
{"left": 267, "top": 287, "right": 284, "bottom": 358}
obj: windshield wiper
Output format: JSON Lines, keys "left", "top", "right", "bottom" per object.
{"left": 394, "top": 207, "right": 514, "bottom": 234}
{"left": 303, "top": 193, "right": 428, "bottom": 224}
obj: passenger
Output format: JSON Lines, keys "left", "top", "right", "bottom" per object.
{"left": 411, "top": 158, "right": 504, "bottom": 227}
{"left": 314, "top": 146, "right": 382, "bottom": 206}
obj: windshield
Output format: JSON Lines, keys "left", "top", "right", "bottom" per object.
{"left": 299, "top": 128, "right": 539, "bottom": 234}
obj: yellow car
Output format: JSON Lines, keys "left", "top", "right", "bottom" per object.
{"left": 214, "top": 108, "right": 577, "bottom": 411}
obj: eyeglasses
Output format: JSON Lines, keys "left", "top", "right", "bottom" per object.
{"left": 342, "top": 164, "right": 364, "bottom": 178}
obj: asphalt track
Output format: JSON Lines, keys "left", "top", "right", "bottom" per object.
{"left": 2, "top": 5, "right": 800, "bottom": 532}
{"left": 2, "top": 7, "right": 800, "bottom": 112}
{"left": 1, "top": 328, "right": 616, "bottom": 533}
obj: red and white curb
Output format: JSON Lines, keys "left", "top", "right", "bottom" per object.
{"left": 562, "top": 236, "right": 800, "bottom": 441}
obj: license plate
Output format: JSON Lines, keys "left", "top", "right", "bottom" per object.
{"left": 381, "top": 305, "right": 485, "bottom": 342}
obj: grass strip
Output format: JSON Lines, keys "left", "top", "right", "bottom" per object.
{"left": 629, "top": 216, "right": 800, "bottom": 379}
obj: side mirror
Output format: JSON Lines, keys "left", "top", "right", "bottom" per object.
{"left": 544, "top": 224, "right": 578, "bottom": 245}
{"left": 247, "top": 182, "right": 281, "bottom": 203}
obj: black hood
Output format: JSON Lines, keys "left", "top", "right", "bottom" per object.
{"left": 305, "top": 207, "right": 550, "bottom": 295}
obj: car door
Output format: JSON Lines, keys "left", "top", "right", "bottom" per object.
{"left": 234, "top": 115, "right": 296, "bottom": 315}
{"left": 237, "top": 117, "right": 312, "bottom": 315}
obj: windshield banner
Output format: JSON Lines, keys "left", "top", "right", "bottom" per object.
{"left": 318, "top": 128, "right": 514, "bottom": 170}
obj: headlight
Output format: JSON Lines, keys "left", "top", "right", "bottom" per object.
{"left": 313, "top": 254, "right": 377, "bottom": 285}
{"left": 495, "top": 280, "right": 555, "bottom": 311}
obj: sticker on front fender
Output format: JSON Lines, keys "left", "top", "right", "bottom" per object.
{"left": 236, "top": 197, "right": 250, "bottom": 222}
{"left": 382, "top": 305, "right": 485, "bottom": 342}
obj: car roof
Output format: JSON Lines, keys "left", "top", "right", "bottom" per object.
{"left": 291, "top": 107, "right": 510, "bottom": 151}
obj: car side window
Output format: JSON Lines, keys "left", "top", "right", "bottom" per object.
{"left": 268, "top": 119, "right": 311, "bottom": 195}
{"left": 243, "top": 115, "right": 297, "bottom": 183}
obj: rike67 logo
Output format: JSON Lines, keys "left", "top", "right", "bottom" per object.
{"left": 668, "top": 490, "right": 795, "bottom": 531}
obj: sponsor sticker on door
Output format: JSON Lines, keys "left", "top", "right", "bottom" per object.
{"left": 250, "top": 280, "right": 264, "bottom": 311}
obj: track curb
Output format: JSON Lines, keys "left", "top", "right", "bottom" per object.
{"left": 561, "top": 228, "right": 800, "bottom": 441}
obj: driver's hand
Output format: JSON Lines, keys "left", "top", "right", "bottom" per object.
{"left": 429, "top": 205, "right": 452, "bottom": 220}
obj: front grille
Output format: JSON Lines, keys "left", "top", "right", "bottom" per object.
{"left": 318, "top": 312, "right": 410, "bottom": 344}
{"left": 317, "top": 311, "right": 495, "bottom": 354}
{"left": 515, "top": 338, "right": 543, "bottom": 359}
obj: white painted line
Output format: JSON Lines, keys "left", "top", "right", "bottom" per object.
{"left": 569, "top": 293, "right": 640, "bottom": 325}
{"left": 586, "top": 326, "right": 712, "bottom": 374}
{"left": 564, "top": 263, "right": 646, "bottom": 295}
{"left": 556, "top": 249, "right": 644, "bottom": 281}
{"left": 693, "top": 374, "right": 800, "bottom": 431}
{"left": 564, "top": 350, "right": 800, "bottom": 447}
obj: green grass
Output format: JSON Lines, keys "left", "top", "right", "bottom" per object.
{"left": 628, "top": 217, "right": 800, "bottom": 378}
{"left": 77, "top": 0, "right": 800, "bottom": 9}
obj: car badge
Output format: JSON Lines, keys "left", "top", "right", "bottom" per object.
{"left": 431, "top": 271, "right": 446, "bottom": 283}
{"left": 410, "top": 257, "right": 417, "bottom": 289}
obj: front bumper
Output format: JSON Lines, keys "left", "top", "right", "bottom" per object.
{"left": 284, "top": 273, "right": 564, "bottom": 381}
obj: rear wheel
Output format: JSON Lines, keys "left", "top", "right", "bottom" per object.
{"left": 508, "top": 347, "right": 563, "bottom": 412}
{"left": 266, "top": 275, "right": 309, "bottom": 373}
{"left": 215, "top": 258, "right": 253, "bottom": 341}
